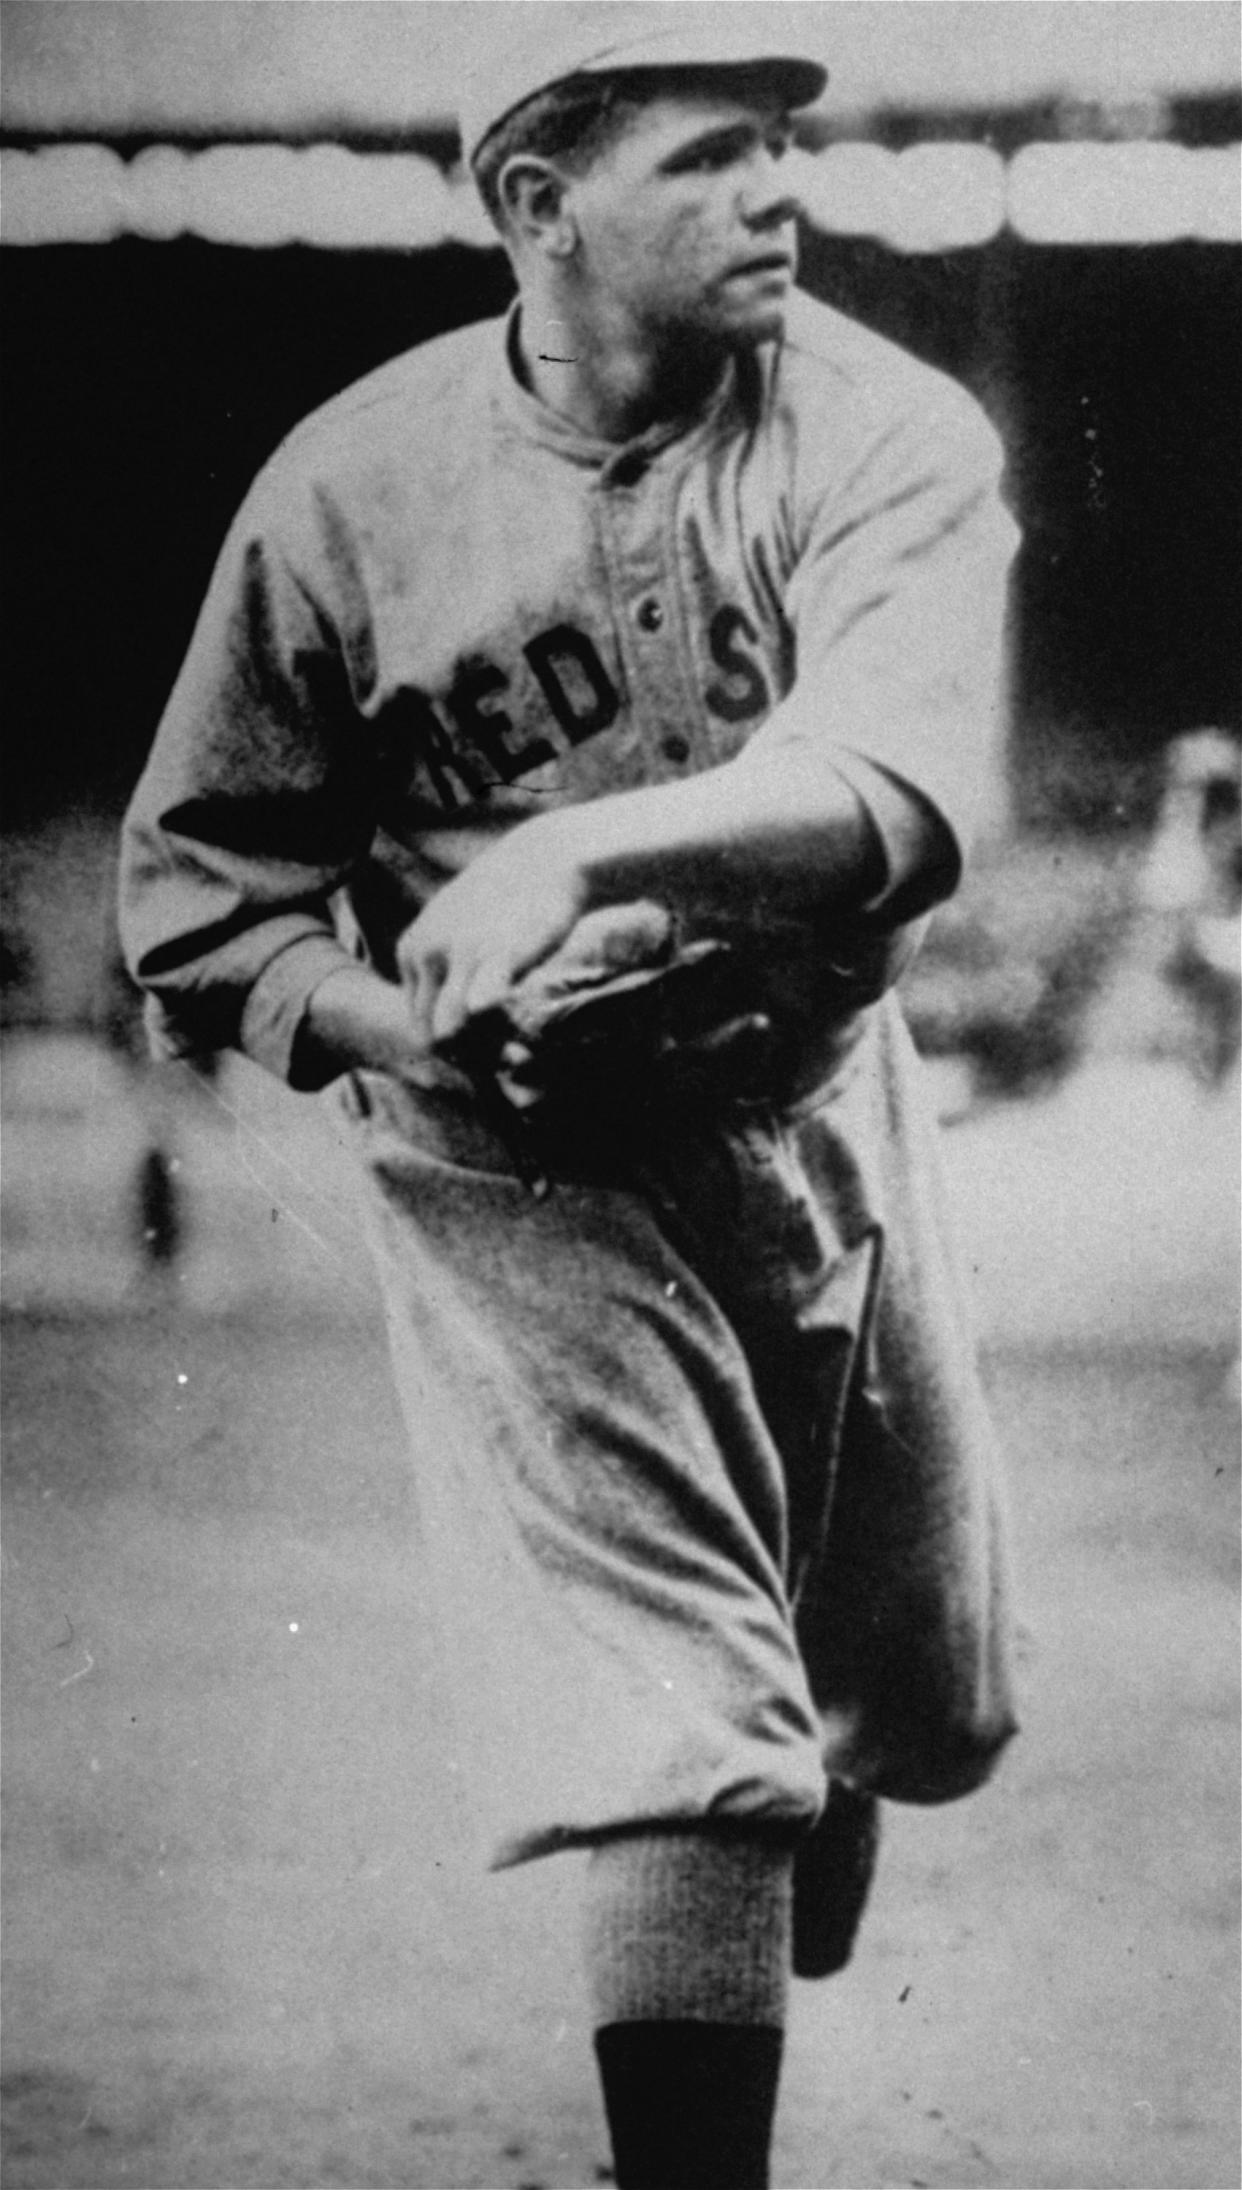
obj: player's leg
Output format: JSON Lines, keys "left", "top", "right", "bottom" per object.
{"left": 791, "top": 1779, "right": 882, "bottom": 1979}
{"left": 334, "top": 1069, "right": 885, "bottom": 2175}
{"left": 582, "top": 1827, "right": 794, "bottom": 2190}
{"left": 337, "top": 1065, "right": 828, "bottom": 1870}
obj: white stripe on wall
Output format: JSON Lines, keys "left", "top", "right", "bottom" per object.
{"left": 1, "top": 142, "right": 1238, "bottom": 250}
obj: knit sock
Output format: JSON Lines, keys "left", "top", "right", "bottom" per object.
{"left": 582, "top": 1829, "right": 794, "bottom": 2190}
{"left": 582, "top": 1827, "right": 793, "bottom": 2027}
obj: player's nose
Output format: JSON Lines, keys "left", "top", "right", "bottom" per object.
{"left": 740, "top": 142, "right": 807, "bottom": 230}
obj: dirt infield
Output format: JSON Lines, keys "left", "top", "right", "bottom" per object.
{"left": 2, "top": 1061, "right": 1239, "bottom": 2189}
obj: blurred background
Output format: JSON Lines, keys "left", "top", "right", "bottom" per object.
{"left": 1, "top": 7, "right": 1239, "bottom": 2189}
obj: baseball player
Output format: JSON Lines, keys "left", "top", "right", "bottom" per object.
{"left": 120, "top": 8, "right": 1021, "bottom": 2184}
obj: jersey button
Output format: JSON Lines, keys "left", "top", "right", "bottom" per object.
{"left": 662, "top": 734, "right": 691, "bottom": 765}
{"left": 637, "top": 597, "right": 664, "bottom": 632}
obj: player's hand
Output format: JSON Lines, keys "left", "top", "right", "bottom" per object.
{"left": 395, "top": 825, "right": 590, "bottom": 1065}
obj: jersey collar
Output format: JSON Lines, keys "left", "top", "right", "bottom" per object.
{"left": 493, "top": 301, "right": 744, "bottom": 478}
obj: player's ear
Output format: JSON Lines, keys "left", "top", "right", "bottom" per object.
{"left": 498, "top": 156, "right": 577, "bottom": 257}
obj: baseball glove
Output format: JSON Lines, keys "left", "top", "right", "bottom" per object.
{"left": 449, "top": 899, "right": 775, "bottom": 1119}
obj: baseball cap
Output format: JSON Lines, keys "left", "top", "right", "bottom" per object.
{"left": 460, "top": 2, "right": 828, "bottom": 166}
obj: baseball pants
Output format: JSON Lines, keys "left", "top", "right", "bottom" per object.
{"left": 331, "top": 995, "right": 1016, "bottom": 1870}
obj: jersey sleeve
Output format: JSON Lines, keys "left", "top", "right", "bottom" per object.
{"left": 118, "top": 469, "right": 376, "bottom": 1087}
{"left": 740, "top": 375, "right": 1019, "bottom": 918}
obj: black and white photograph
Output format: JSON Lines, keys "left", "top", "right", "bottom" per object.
{"left": 1, "top": 4, "right": 1238, "bottom": 2186}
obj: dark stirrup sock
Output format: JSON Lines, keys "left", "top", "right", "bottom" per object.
{"left": 594, "top": 2019, "right": 784, "bottom": 2190}
{"left": 791, "top": 1781, "right": 882, "bottom": 1979}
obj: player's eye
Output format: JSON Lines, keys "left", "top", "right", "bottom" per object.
{"left": 665, "top": 118, "right": 793, "bottom": 176}
{"left": 666, "top": 129, "right": 751, "bottom": 175}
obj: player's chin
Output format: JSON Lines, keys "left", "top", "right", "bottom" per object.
{"left": 712, "top": 277, "right": 794, "bottom": 345}
{"left": 722, "top": 296, "right": 790, "bottom": 347}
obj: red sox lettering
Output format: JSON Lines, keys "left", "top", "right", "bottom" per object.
{"left": 385, "top": 603, "right": 773, "bottom": 813}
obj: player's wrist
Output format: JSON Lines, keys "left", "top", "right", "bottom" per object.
{"left": 506, "top": 806, "right": 607, "bottom": 916}
{"left": 301, "top": 964, "right": 417, "bottom": 1079}
{"left": 525, "top": 798, "right": 657, "bottom": 915}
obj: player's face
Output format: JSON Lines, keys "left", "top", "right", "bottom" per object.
{"left": 566, "top": 89, "right": 802, "bottom": 349}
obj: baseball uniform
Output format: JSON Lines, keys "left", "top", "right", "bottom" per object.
{"left": 120, "top": 287, "right": 1020, "bottom": 1869}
